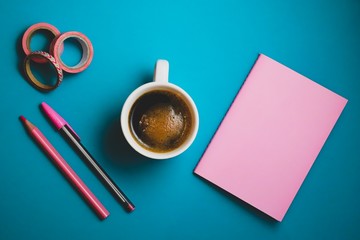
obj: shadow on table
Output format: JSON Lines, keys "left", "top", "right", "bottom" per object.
{"left": 194, "top": 173, "right": 280, "bottom": 226}
{"left": 101, "top": 72, "right": 166, "bottom": 173}
{"left": 102, "top": 114, "right": 153, "bottom": 170}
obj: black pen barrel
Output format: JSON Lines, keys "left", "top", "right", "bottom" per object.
{"left": 60, "top": 125, "right": 135, "bottom": 212}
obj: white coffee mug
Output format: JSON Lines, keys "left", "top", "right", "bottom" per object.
{"left": 120, "top": 60, "right": 199, "bottom": 159}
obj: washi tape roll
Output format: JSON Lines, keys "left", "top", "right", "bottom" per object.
{"left": 51, "top": 31, "right": 93, "bottom": 73}
{"left": 22, "top": 23, "right": 61, "bottom": 63}
{"left": 23, "top": 51, "right": 63, "bottom": 91}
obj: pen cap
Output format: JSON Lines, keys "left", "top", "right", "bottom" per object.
{"left": 41, "top": 102, "right": 80, "bottom": 140}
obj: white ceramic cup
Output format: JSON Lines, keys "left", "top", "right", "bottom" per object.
{"left": 120, "top": 60, "right": 199, "bottom": 159}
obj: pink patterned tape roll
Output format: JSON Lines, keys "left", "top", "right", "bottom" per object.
{"left": 23, "top": 51, "right": 64, "bottom": 91}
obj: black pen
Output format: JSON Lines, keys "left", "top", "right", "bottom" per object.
{"left": 41, "top": 102, "right": 135, "bottom": 212}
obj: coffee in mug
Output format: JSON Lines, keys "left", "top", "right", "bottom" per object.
{"left": 129, "top": 89, "right": 193, "bottom": 153}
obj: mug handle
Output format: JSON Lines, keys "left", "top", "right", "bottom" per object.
{"left": 153, "top": 59, "right": 169, "bottom": 83}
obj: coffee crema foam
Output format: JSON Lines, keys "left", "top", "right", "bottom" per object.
{"left": 129, "top": 90, "right": 192, "bottom": 153}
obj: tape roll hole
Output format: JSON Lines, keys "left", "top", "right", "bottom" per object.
{"left": 27, "top": 57, "right": 59, "bottom": 88}
{"left": 59, "top": 37, "right": 88, "bottom": 69}
{"left": 29, "top": 29, "right": 55, "bottom": 52}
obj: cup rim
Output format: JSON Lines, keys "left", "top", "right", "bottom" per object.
{"left": 120, "top": 82, "right": 199, "bottom": 159}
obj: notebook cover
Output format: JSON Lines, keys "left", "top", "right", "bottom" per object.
{"left": 194, "top": 54, "right": 347, "bottom": 221}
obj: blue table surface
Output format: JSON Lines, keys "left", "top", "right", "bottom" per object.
{"left": 1, "top": 0, "right": 359, "bottom": 239}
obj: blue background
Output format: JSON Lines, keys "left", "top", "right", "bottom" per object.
{"left": 1, "top": 0, "right": 359, "bottom": 239}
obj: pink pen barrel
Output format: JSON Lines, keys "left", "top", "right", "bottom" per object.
{"left": 20, "top": 116, "right": 109, "bottom": 220}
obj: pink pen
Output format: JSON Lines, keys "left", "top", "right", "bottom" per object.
{"left": 20, "top": 116, "right": 109, "bottom": 220}
{"left": 41, "top": 102, "right": 135, "bottom": 212}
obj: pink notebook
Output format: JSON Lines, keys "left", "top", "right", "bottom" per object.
{"left": 194, "top": 54, "right": 347, "bottom": 221}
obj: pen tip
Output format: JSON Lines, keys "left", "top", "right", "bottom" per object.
{"left": 40, "top": 102, "right": 46, "bottom": 109}
{"left": 19, "top": 115, "right": 26, "bottom": 123}
{"left": 127, "top": 204, "right": 135, "bottom": 212}
{"left": 19, "top": 116, "right": 35, "bottom": 130}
